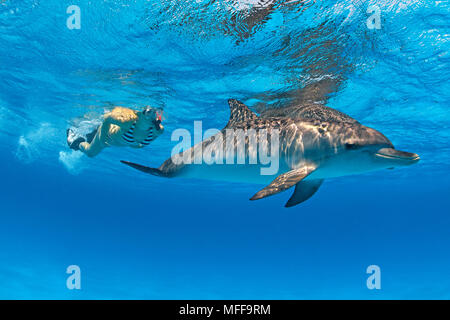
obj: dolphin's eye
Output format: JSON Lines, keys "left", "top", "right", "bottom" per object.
{"left": 345, "top": 143, "right": 358, "bottom": 150}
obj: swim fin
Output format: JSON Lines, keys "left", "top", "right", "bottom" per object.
{"left": 67, "top": 128, "right": 86, "bottom": 151}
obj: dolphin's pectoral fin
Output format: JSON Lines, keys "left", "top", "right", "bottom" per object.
{"left": 285, "top": 179, "right": 323, "bottom": 208}
{"left": 250, "top": 166, "right": 316, "bottom": 201}
{"left": 120, "top": 160, "right": 169, "bottom": 178}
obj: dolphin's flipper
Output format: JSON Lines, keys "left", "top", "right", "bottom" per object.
{"left": 226, "top": 99, "right": 258, "bottom": 128}
{"left": 285, "top": 179, "right": 324, "bottom": 208}
{"left": 250, "top": 165, "right": 317, "bottom": 201}
{"left": 120, "top": 160, "right": 169, "bottom": 177}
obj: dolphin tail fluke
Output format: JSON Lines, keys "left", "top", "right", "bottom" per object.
{"left": 250, "top": 165, "right": 317, "bottom": 201}
{"left": 285, "top": 179, "right": 323, "bottom": 208}
{"left": 120, "top": 160, "right": 168, "bottom": 177}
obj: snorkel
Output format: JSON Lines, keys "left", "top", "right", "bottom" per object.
{"left": 142, "top": 105, "right": 164, "bottom": 132}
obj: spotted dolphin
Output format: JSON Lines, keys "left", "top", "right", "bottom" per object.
{"left": 121, "top": 99, "right": 420, "bottom": 207}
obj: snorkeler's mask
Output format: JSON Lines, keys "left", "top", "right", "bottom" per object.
{"left": 143, "top": 106, "right": 164, "bottom": 131}
{"left": 143, "top": 105, "right": 153, "bottom": 116}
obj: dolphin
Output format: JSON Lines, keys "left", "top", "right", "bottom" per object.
{"left": 121, "top": 99, "right": 420, "bottom": 207}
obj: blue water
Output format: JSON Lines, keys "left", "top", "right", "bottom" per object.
{"left": 0, "top": 0, "right": 449, "bottom": 299}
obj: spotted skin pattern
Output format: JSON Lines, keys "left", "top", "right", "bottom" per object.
{"left": 121, "top": 99, "right": 412, "bottom": 207}
{"left": 129, "top": 99, "right": 392, "bottom": 179}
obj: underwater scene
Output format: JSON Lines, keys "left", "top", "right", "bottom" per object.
{"left": 0, "top": 0, "right": 449, "bottom": 299}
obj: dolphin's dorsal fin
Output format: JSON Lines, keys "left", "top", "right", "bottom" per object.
{"left": 226, "top": 99, "right": 258, "bottom": 128}
{"left": 250, "top": 165, "right": 317, "bottom": 201}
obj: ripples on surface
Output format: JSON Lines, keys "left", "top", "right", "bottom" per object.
{"left": 0, "top": 0, "right": 448, "bottom": 182}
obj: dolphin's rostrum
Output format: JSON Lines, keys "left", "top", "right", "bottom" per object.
{"left": 122, "top": 99, "right": 420, "bottom": 207}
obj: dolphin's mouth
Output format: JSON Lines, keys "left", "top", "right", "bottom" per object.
{"left": 375, "top": 148, "right": 420, "bottom": 162}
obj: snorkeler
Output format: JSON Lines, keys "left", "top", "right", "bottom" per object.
{"left": 67, "top": 106, "right": 164, "bottom": 157}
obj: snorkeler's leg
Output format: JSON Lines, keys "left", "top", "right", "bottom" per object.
{"left": 79, "top": 124, "right": 107, "bottom": 157}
